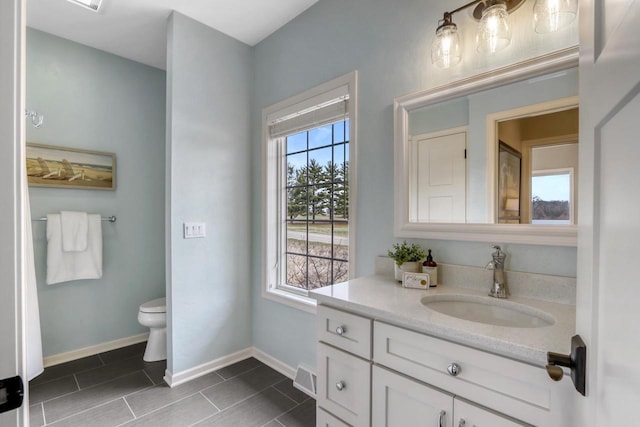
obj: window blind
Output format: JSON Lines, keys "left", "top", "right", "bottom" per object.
{"left": 268, "top": 98, "right": 349, "bottom": 138}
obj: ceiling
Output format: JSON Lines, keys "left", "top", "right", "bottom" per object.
{"left": 26, "top": 0, "right": 319, "bottom": 70}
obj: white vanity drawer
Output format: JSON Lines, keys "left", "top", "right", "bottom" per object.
{"left": 317, "top": 342, "right": 371, "bottom": 427}
{"left": 317, "top": 408, "right": 351, "bottom": 427}
{"left": 373, "top": 321, "right": 573, "bottom": 426}
{"left": 317, "top": 305, "right": 372, "bottom": 359}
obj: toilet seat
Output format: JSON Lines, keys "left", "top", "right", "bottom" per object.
{"left": 139, "top": 297, "right": 166, "bottom": 313}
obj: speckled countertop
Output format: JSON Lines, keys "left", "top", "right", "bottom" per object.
{"left": 310, "top": 274, "right": 576, "bottom": 367}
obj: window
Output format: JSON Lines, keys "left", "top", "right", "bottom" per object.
{"left": 531, "top": 168, "right": 573, "bottom": 224}
{"left": 263, "top": 72, "right": 357, "bottom": 312}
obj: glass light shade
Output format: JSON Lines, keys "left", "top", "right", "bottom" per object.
{"left": 431, "top": 23, "right": 462, "bottom": 69}
{"left": 533, "top": 0, "right": 578, "bottom": 33}
{"left": 476, "top": 3, "right": 512, "bottom": 54}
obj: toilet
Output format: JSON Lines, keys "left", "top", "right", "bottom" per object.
{"left": 137, "top": 297, "right": 166, "bottom": 362}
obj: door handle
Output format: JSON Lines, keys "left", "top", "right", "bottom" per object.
{"left": 546, "top": 334, "right": 586, "bottom": 396}
{"left": 0, "top": 376, "right": 24, "bottom": 414}
{"left": 438, "top": 410, "right": 446, "bottom": 427}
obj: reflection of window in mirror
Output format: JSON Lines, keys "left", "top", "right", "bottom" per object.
{"left": 531, "top": 168, "right": 573, "bottom": 224}
{"left": 497, "top": 106, "right": 579, "bottom": 224}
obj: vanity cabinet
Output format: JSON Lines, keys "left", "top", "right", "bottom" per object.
{"left": 373, "top": 365, "right": 527, "bottom": 427}
{"left": 316, "top": 304, "right": 573, "bottom": 426}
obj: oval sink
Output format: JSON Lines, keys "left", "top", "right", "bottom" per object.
{"left": 420, "top": 294, "right": 555, "bottom": 328}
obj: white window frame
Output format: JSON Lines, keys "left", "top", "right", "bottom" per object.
{"left": 531, "top": 167, "right": 575, "bottom": 224}
{"left": 262, "top": 71, "right": 357, "bottom": 313}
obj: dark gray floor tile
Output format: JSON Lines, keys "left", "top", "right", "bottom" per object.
{"left": 143, "top": 360, "right": 167, "bottom": 385}
{"left": 43, "top": 371, "right": 152, "bottom": 424}
{"left": 30, "top": 375, "right": 78, "bottom": 405}
{"left": 194, "top": 387, "right": 297, "bottom": 427}
{"left": 201, "top": 365, "right": 285, "bottom": 410}
{"left": 215, "top": 357, "right": 263, "bottom": 380}
{"left": 123, "top": 393, "right": 218, "bottom": 427}
{"left": 99, "top": 342, "right": 147, "bottom": 365}
{"left": 48, "top": 398, "right": 134, "bottom": 427}
{"left": 276, "top": 399, "right": 316, "bottom": 427}
{"left": 76, "top": 356, "right": 146, "bottom": 389}
{"left": 30, "top": 356, "right": 103, "bottom": 387}
{"left": 125, "top": 371, "right": 224, "bottom": 417}
{"left": 29, "top": 404, "right": 45, "bottom": 427}
{"left": 273, "top": 379, "right": 309, "bottom": 404}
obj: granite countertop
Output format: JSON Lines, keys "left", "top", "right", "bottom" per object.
{"left": 310, "top": 274, "right": 576, "bottom": 367}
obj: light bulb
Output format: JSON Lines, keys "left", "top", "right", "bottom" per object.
{"left": 476, "top": 3, "right": 511, "bottom": 54}
{"left": 431, "top": 23, "right": 462, "bottom": 69}
{"left": 533, "top": 0, "right": 577, "bottom": 33}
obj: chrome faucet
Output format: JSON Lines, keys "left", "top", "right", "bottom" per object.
{"left": 485, "top": 245, "right": 509, "bottom": 298}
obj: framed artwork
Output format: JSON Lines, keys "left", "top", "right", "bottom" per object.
{"left": 26, "top": 143, "right": 116, "bottom": 190}
{"left": 498, "top": 141, "right": 521, "bottom": 224}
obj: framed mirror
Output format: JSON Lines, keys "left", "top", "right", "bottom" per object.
{"left": 394, "top": 47, "right": 578, "bottom": 246}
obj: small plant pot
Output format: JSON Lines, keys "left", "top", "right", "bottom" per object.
{"left": 394, "top": 261, "right": 422, "bottom": 281}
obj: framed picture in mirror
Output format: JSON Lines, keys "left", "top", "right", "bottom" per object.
{"left": 498, "top": 141, "right": 521, "bottom": 224}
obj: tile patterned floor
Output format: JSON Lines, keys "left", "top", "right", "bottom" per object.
{"left": 29, "top": 344, "right": 315, "bottom": 427}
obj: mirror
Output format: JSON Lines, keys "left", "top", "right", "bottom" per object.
{"left": 394, "top": 47, "right": 578, "bottom": 245}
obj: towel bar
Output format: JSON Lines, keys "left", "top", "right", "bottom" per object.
{"left": 33, "top": 215, "right": 117, "bottom": 223}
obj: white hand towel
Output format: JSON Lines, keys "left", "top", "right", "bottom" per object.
{"left": 60, "top": 211, "right": 88, "bottom": 252}
{"left": 46, "top": 213, "right": 103, "bottom": 285}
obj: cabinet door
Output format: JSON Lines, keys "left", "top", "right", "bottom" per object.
{"left": 317, "top": 408, "right": 351, "bottom": 427}
{"left": 373, "top": 365, "right": 453, "bottom": 427}
{"left": 454, "top": 399, "right": 529, "bottom": 427}
{"left": 317, "top": 343, "right": 371, "bottom": 427}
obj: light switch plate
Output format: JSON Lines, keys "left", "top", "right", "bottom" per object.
{"left": 183, "top": 222, "right": 206, "bottom": 239}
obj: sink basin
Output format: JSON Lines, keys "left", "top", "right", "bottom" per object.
{"left": 420, "top": 294, "right": 555, "bottom": 328}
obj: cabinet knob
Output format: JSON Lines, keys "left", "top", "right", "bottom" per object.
{"left": 335, "top": 381, "right": 345, "bottom": 391}
{"left": 447, "top": 363, "right": 461, "bottom": 376}
{"left": 459, "top": 419, "right": 466, "bottom": 427}
{"left": 335, "top": 326, "right": 346, "bottom": 335}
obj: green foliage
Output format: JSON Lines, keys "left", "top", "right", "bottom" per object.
{"left": 286, "top": 160, "right": 350, "bottom": 223}
{"left": 387, "top": 241, "right": 426, "bottom": 265}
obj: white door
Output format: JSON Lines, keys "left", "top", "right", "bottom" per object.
{"left": 0, "top": 0, "right": 26, "bottom": 425}
{"left": 576, "top": 0, "right": 640, "bottom": 425}
{"left": 412, "top": 128, "right": 466, "bottom": 223}
{"left": 372, "top": 365, "right": 453, "bottom": 427}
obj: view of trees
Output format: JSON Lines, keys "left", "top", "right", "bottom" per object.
{"left": 531, "top": 196, "right": 570, "bottom": 220}
{"left": 286, "top": 159, "right": 349, "bottom": 222}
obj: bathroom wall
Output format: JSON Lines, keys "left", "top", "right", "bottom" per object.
{"left": 165, "top": 12, "right": 253, "bottom": 375}
{"left": 251, "top": 0, "right": 579, "bottom": 370}
{"left": 26, "top": 29, "right": 166, "bottom": 357}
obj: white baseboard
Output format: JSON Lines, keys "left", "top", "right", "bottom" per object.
{"left": 163, "top": 346, "right": 297, "bottom": 388}
{"left": 43, "top": 333, "right": 149, "bottom": 368}
{"left": 164, "top": 347, "right": 254, "bottom": 388}
{"left": 251, "top": 347, "right": 296, "bottom": 379}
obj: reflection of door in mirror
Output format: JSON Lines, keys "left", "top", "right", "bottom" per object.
{"left": 410, "top": 127, "right": 467, "bottom": 223}
{"left": 497, "top": 106, "right": 579, "bottom": 224}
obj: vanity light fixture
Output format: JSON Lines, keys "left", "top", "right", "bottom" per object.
{"left": 66, "top": 0, "right": 103, "bottom": 12}
{"left": 431, "top": 0, "right": 576, "bottom": 69}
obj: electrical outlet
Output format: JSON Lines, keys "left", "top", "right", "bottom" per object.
{"left": 183, "top": 222, "right": 206, "bottom": 239}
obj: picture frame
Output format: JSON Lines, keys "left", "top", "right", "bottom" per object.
{"left": 498, "top": 141, "right": 521, "bottom": 224}
{"left": 26, "top": 143, "right": 116, "bottom": 190}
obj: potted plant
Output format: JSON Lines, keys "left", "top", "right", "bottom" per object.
{"left": 387, "top": 241, "right": 426, "bottom": 281}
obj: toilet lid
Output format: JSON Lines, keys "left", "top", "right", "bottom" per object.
{"left": 139, "top": 297, "right": 166, "bottom": 313}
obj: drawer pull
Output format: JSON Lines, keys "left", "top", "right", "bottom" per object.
{"left": 335, "top": 326, "right": 346, "bottom": 335}
{"left": 439, "top": 410, "right": 446, "bottom": 427}
{"left": 459, "top": 419, "right": 466, "bottom": 427}
{"left": 335, "top": 381, "right": 346, "bottom": 391}
{"left": 447, "top": 363, "right": 461, "bottom": 376}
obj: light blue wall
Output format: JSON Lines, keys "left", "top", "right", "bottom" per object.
{"left": 166, "top": 13, "right": 253, "bottom": 375}
{"left": 251, "top": 0, "right": 579, "bottom": 370}
{"left": 26, "top": 29, "right": 166, "bottom": 357}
